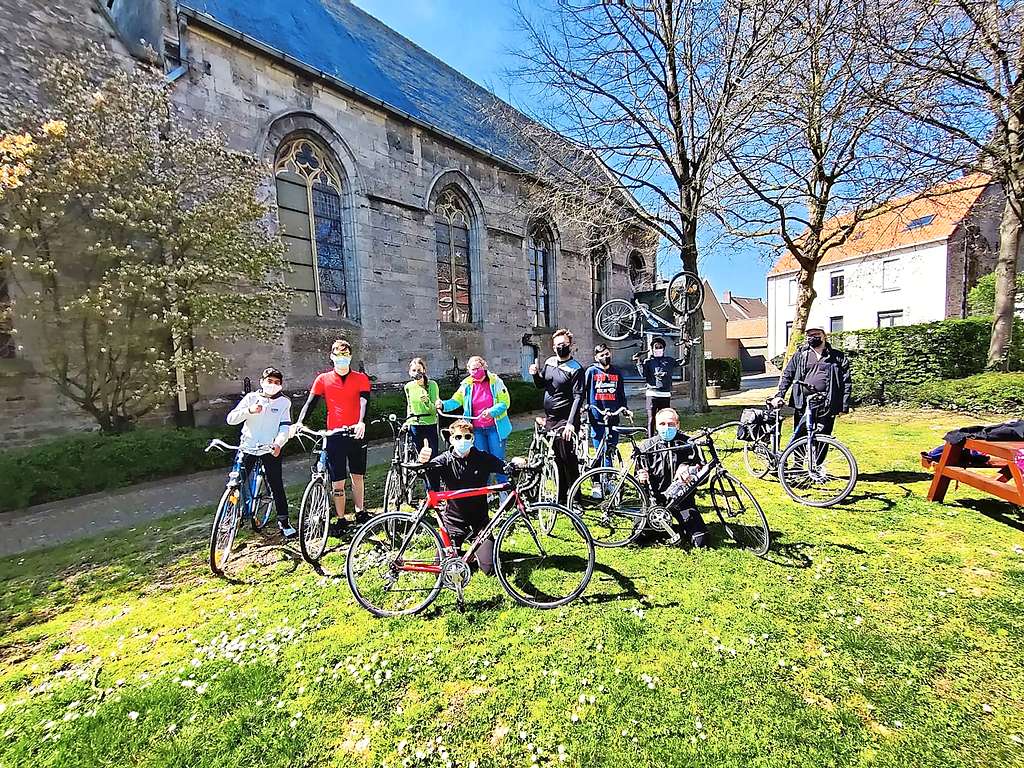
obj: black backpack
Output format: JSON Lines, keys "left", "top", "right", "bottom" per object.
{"left": 736, "top": 408, "right": 773, "bottom": 442}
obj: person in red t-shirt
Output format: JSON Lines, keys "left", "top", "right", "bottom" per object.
{"left": 296, "top": 338, "right": 371, "bottom": 535}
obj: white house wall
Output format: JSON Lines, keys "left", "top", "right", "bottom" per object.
{"left": 766, "top": 240, "right": 950, "bottom": 358}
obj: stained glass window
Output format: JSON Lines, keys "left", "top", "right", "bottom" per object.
{"left": 435, "top": 190, "right": 472, "bottom": 323}
{"left": 528, "top": 225, "right": 553, "bottom": 328}
{"left": 274, "top": 137, "right": 350, "bottom": 319}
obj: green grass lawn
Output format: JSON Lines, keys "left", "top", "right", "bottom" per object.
{"left": 2, "top": 406, "right": 1024, "bottom": 767}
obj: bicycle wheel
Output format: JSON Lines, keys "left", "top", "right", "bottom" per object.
{"left": 743, "top": 440, "right": 773, "bottom": 479}
{"left": 595, "top": 299, "right": 639, "bottom": 341}
{"left": 567, "top": 468, "right": 646, "bottom": 547}
{"left": 666, "top": 271, "right": 704, "bottom": 316}
{"left": 249, "top": 470, "right": 275, "bottom": 532}
{"left": 778, "top": 435, "right": 858, "bottom": 507}
{"left": 382, "top": 467, "right": 402, "bottom": 517}
{"left": 346, "top": 512, "right": 444, "bottom": 617}
{"left": 298, "top": 478, "right": 332, "bottom": 564}
{"left": 710, "top": 472, "right": 770, "bottom": 556}
{"left": 209, "top": 487, "right": 243, "bottom": 575}
{"left": 494, "top": 505, "right": 595, "bottom": 609}
{"left": 536, "top": 459, "right": 559, "bottom": 506}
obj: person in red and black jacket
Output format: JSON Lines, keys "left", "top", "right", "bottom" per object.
{"left": 584, "top": 343, "right": 627, "bottom": 467}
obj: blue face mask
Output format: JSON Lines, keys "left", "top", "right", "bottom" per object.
{"left": 451, "top": 435, "right": 473, "bottom": 457}
{"left": 657, "top": 425, "right": 678, "bottom": 441}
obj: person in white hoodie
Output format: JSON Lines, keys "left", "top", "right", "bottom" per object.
{"left": 226, "top": 367, "right": 295, "bottom": 538}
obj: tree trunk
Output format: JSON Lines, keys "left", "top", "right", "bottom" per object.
{"left": 679, "top": 232, "right": 709, "bottom": 413}
{"left": 786, "top": 264, "right": 818, "bottom": 360}
{"left": 987, "top": 193, "right": 1022, "bottom": 370}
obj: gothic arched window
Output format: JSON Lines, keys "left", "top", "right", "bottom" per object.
{"left": 528, "top": 224, "right": 553, "bottom": 328}
{"left": 435, "top": 189, "right": 473, "bottom": 323}
{"left": 628, "top": 250, "right": 648, "bottom": 292}
{"left": 274, "top": 136, "right": 351, "bottom": 319}
{"left": 591, "top": 247, "right": 609, "bottom": 318}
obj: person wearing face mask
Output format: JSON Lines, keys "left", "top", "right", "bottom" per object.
{"left": 295, "top": 338, "right": 371, "bottom": 536}
{"left": 635, "top": 408, "right": 708, "bottom": 548}
{"left": 584, "top": 343, "right": 628, "bottom": 468}
{"left": 416, "top": 420, "right": 525, "bottom": 575}
{"left": 225, "top": 367, "right": 295, "bottom": 538}
{"left": 404, "top": 357, "right": 440, "bottom": 458}
{"left": 530, "top": 329, "right": 585, "bottom": 504}
{"left": 636, "top": 337, "right": 680, "bottom": 437}
{"left": 771, "top": 327, "right": 852, "bottom": 452}
{"left": 436, "top": 355, "right": 512, "bottom": 484}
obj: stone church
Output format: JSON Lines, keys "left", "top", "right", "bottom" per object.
{"left": 0, "top": 0, "right": 648, "bottom": 444}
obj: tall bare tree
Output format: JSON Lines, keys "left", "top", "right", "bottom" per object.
{"left": 720, "top": 0, "right": 942, "bottom": 356}
{"left": 506, "top": 0, "right": 791, "bottom": 410}
{"left": 870, "top": 0, "right": 1023, "bottom": 369}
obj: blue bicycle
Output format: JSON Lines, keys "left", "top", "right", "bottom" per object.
{"left": 205, "top": 439, "right": 275, "bottom": 575}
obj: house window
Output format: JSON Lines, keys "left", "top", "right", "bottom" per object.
{"left": 882, "top": 259, "right": 899, "bottom": 291}
{"left": 703, "top": 319, "right": 713, "bottom": 332}
{"left": 830, "top": 271, "right": 845, "bottom": 298}
{"left": 787, "top": 278, "right": 796, "bottom": 306}
{"left": 628, "top": 251, "right": 648, "bottom": 291}
{"left": 906, "top": 214, "right": 935, "bottom": 230}
{"left": 591, "top": 248, "right": 609, "bottom": 318}
{"left": 274, "top": 136, "right": 351, "bottom": 319}
{"left": 435, "top": 189, "right": 473, "bottom": 323}
{"left": 528, "top": 224, "right": 553, "bottom": 328}
{"left": 785, "top": 321, "right": 794, "bottom": 344}
{"left": 830, "top": 315, "right": 844, "bottom": 333}
{"left": 0, "top": 270, "right": 14, "bottom": 359}
{"left": 877, "top": 310, "right": 903, "bottom": 327}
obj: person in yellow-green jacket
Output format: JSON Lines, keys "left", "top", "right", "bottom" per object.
{"left": 404, "top": 357, "right": 440, "bottom": 458}
{"left": 435, "top": 355, "right": 512, "bottom": 483}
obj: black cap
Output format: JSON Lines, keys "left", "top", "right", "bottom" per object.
{"left": 261, "top": 367, "right": 283, "bottom": 381}
{"left": 651, "top": 336, "right": 666, "bottom": 348}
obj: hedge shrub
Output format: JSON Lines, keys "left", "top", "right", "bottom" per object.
{"left": 829, "top": 317, "right": 1024, "bottom": 404}
{"left": 0, "top": 375, "right": 545, "bottom": 512}
{"left": 903, "top": 372, "right": 1024, "bottom": 413}
{"left": 705, "top": 358, "right": 742, "bottom": 390}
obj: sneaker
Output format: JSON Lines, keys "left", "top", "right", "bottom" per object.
{"left": 277, "top": 520, "right": 297, "bottom": 539}
{"left": 354, "top": 508, "right": 370, "bottom": 525}
{"left": 691, "top": 531, "right": 709, "bottom": 549}
{"left": 328, "top": 518, "right": 349, "bottom": 538}
{"left": 590, "top": 485, "right": 604, "bottom": 500}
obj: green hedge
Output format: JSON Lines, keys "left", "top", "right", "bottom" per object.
{"left": 903, "top": 372, "right": 1024, "bottom": 413}
{"left": 705, "top": 358, "right": 741, "bottom": 390}
{"left": 0, "top": 375, "right": 544, "bottom": 513}
{"left": 829, "top": 317, "right": 1024, "bottom": 404}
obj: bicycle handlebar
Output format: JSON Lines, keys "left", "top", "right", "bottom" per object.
{"left": 205, "top": 439, "right": 275, "bottom": 453}
{"left": 294, "top": 425, "right": 355, "bottom": 439}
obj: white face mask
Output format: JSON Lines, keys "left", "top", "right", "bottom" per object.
{"left": 653, "top": 348, "right": 665, "bottom": 358}
{"left": 261, "top": 381, "right": 282, "bottom": 397}
{"left": 331, "top": 355, "right": 351, "bottom": 370}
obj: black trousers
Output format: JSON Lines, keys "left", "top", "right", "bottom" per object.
{"left": 646, "top": 396, "right": 672, "bottom": 437}
{"left": 553, "top": 434, "right": 579, "bottom": 505}
{"left": 790, "top": 413, "right": 835, "bottom": 462}
{"left": 443, "top": 511, "right": 494, "bottom": 576}
{"left": 241, "top": 452, "right": 289, "bottom": 521}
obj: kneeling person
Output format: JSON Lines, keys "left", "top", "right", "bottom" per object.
{"left": 635, "top": 407, "right": 709, "bottom": 548}
{"left": 416, "top": 419, "right": 522, "bottom": 575}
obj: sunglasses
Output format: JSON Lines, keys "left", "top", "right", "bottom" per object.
{"left": 451, "top": 433, "right": 473, "bottom": 441}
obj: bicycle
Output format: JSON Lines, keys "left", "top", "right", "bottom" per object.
{"left": 738, "top": 383, "right": 858, "bottom": 507}
{"left": 594, "top": 270, "right": 704, "bottom": 341}
{"left": 578, "top": 406, "right": 633, "bottom": 473}
{"left": 377, "top": 413, "right": 428, "bottom": 517}
{"left": 345, "top": 461, "right": 595, "bottom": 616}
{"left": 293, "top": 424, "right": 355, "bottom": 565}
{"left": 204, "top": 439, "right": 276, "bottom": 575}
{"left": 567, "top": 423, "right": 771, "bottom": 554}
{"left": 522, "top": 417, "right": 571, "bottom": 507}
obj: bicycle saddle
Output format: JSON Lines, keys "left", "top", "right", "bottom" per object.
{"left": 612, "top": 426, "right": 647, "bottom": 435}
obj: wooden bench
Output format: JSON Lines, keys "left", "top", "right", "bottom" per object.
{"left": 926, "top": 439, "right": 1024, "bottom": 506}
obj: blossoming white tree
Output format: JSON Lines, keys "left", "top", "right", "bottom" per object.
{"left": 0, "top": 50, "right": 289, "bottom": 431}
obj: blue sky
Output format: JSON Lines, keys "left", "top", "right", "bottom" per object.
{"left": 353, "top": 0, "right": 771, "bottom": 301}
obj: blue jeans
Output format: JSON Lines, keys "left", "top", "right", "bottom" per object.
{"left": 474, "top": 424, "right": 508, "bottom": 483}
{"left": 590, "top": 421, "right": 620, "bottom": 467}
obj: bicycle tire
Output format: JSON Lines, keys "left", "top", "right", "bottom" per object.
{"left": 666, "top": 271, "right": 704, "bottom": 317}
{"left": 777, "top": 435, "right": 858, "bottom": 508}
{"left": 382, "top": 467, "right": 402, "bottom": 517}
{"left": 249, "top": 470, "right": 275, "bottom": 532}
{"left": 742, "top": 440, "right": 773, "bottom": 479}
{"left": 298, "top": 478, "right": 332, "bottom": 564}
{"left": 595, "top": 299, "right": 639, "bottom": 341}
{"left": 566, "top": 468, "right": 646, "bottom": 547}
{"left": 209, "top": 487, "right": 243, "bottom": 576}
{"left": 710, "top": 472, "right": 771, "bottom": 556}
{"left": 536, "top": 459, "right": 560, "bottom": 507}
{"left": 346, "top": 512, "right": 444, "bottom": 617}
{"left": 494, "top": 504, "right": 595, "bottom": 609}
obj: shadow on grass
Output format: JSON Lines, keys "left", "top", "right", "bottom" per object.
{"left": 761, "top": 530, "right": 814, "bottom": 569}
{"left": 842, "top": 491, "right": 899, "bottom": 512}
{"left": 955, "top": 498, "right": 1024, "bottom": 533}
{"left": 583, "top": 560, "right": 648, "bottom": 606}
{"left": 858, "top": 470, "right": 933, "bottom": 485}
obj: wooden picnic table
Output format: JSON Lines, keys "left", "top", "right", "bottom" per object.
{"left": 925, "top": 439, "right": 1024, "bottom": 506}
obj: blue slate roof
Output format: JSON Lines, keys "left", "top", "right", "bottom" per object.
{"left": 177, "top": 0, "right": 527, "bottom": 167}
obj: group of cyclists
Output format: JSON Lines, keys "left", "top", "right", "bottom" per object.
{"left": 225, "top": 324, "right": 853, "bottom": 571}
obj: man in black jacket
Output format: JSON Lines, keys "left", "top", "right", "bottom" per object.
{"left": 772, "top": 328, "right": 853, "bottom": 448}
{"left": 530, "top": 328, "right": 585, "bottom": 503}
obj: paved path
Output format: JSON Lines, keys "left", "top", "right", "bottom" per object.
{"left": 0, "top": 411, "right": 546, "bottom": 558}
{"left": 710, "top": 373, "right": 780, "bottom": 407}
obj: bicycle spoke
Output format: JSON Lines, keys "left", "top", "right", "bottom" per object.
{"left": 569, "top": 469, "right": 645, "bottom": 547}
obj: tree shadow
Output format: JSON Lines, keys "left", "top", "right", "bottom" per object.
{"left": 219, "top": 540, "right": 303, "bottom": 583}
{"left": 955, "top": 498, "right": 1024, "bottom": 533}
{"left": 858, "top": 470, "right": 933, "bottom": 485}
